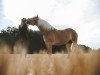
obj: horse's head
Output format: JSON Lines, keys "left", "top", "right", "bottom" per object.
{"left": 19, "top": 18, "right": 28, "bottom": 31}
{"left": 21, "top": 18, "right": 27, "bottom": 25}
{"left": 26, "top": 15, "right": 38, "bottom": 26}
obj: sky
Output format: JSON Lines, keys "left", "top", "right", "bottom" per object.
{"left": 0, "top": 0, "right": 100, "bottom": 48}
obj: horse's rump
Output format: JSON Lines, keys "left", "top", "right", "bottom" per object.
{"left": 65, "top": 28, "right": 78, "bottom": 43}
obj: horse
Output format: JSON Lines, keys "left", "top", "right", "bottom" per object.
{"left": 25, "top": 15, "right": 78, "bottom": 54}
{"left": 19, "top": 18, "right": 29, "bottom": 40}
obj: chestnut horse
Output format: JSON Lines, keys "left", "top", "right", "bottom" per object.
{"left": 25, "top": 15, "right": 78, "bottom": 54}
{"left": 19, "top": 18, "right": 29, "bottom": 40}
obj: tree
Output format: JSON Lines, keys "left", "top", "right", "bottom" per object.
{"left": 78, "top": 44, "right": 91, "bottom": 52}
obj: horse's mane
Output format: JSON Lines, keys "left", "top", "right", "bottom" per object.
{"left": 38, "top": 17, "right": 55, "bottom": 30}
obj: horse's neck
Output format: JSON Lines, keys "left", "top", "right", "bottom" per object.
{"left": 37, "top": 18, "right": 56, "bottom": 31}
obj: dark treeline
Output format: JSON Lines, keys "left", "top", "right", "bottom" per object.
{"left": 0, "top": 26, "right": 91, "bottom": 53}
{"left": 0, "top": 26, "right": 46, "bottom": 53}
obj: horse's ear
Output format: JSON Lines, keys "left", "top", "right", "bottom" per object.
{"left": 36, "top": 15, "right": 38, "bottom": 18}
{"left": 36, "top": 15, "right": 38, "bottom": 20}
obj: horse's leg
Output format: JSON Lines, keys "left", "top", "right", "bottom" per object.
{"left": 72, "top": 42, "right": 78, "bottom": 52}
{"left": 66, "top": 42, "right": 72, "bottom": 53}
{"left": 48, "top": 45, "right": 52, "bottom": 54}
{"left": 46, "top": 44, "right": 52, "bottom": 54}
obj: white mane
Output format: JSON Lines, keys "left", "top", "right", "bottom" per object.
{"left": 38, "top": 17, "right": 55, "bottom": 30}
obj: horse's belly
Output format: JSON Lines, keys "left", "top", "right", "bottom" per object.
{"left": 54, "top": 36, "right": 67, "bottom": 45}
{"left": 54, "top": 41, "right": 66, "bottom": 45}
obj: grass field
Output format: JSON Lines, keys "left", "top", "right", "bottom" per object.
{"left": 0, "top": 42, "right": 100, "bottom": 75}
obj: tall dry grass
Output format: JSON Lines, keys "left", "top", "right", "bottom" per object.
{"left": 0, "top": 42, "right": 100, "bottom": 75}
{"left": 0, "top": 50, "right": 99, "bottom": 75}
{"left": 0, "top": 41, "right": 28, "bottom": 54}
